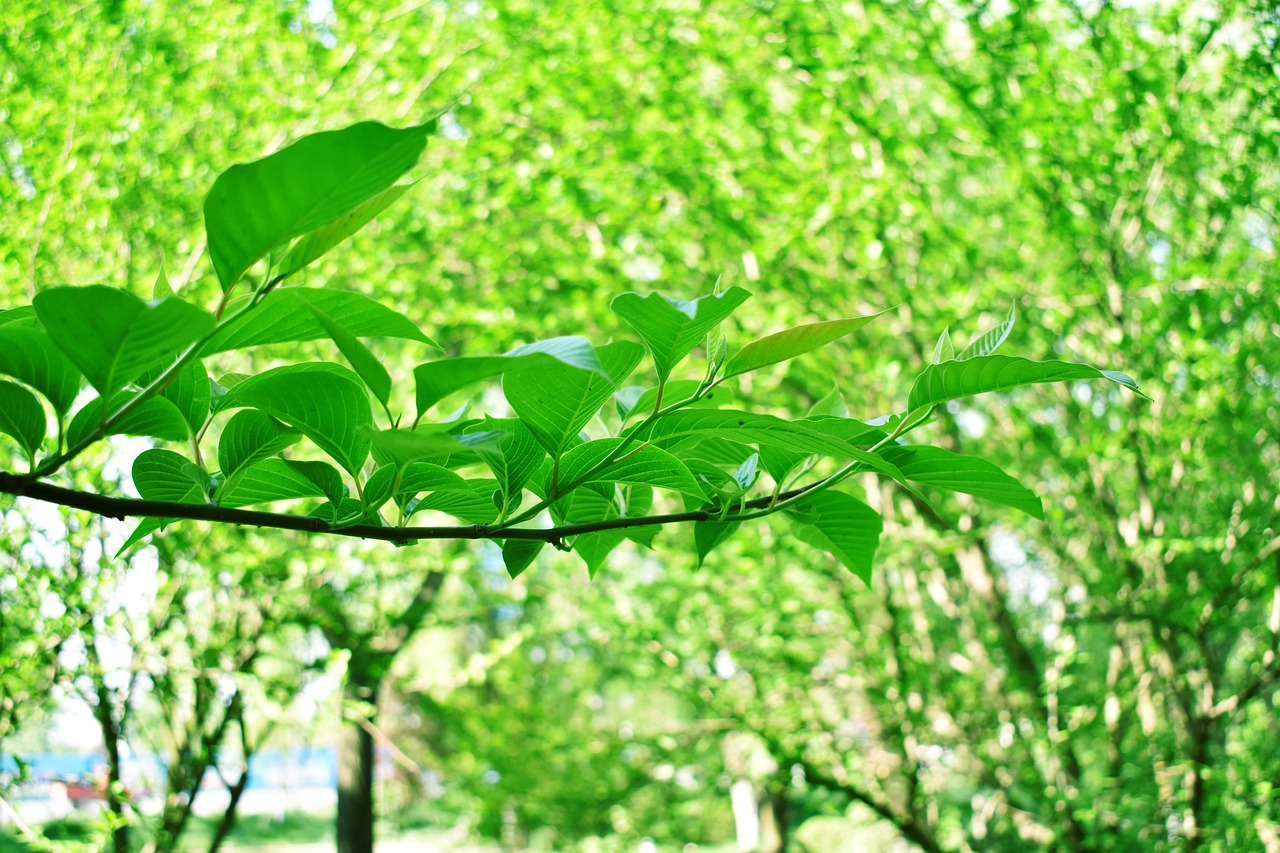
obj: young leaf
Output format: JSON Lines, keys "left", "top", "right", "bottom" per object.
{"left": 307, "top": 304, "right": 392, "bottom": 411}
{"left": 879, "top": 445, "right": 1044, "bottom": 518}
{"left": 722, "top": 312, "right": 887, "bottom": 379}
{"left": 216, "top": 409, "right": 302, "bottom": 482}
{"left": 906, "top": 355, "right": 1146, "bottom": 412}
{"left": 611, "top": 287, "right": 751, "bottom": 381}
{"left": 956, "top": 307, "right": 1015, "bottom": 360}
{"left": 222, "top": 363, "right": 373, "bottom": 476}
{"left": 931, "top": 326, "right": 955, "bottom": 364}
{"left": 505, "top": 340, "right": 645, "bottom": 458}
{"left": 554, "top": 438, "right": 705, "bottom": 499}
{"left": 501, "top": 539, "right": 544, "bottom": 579}
{"left": 0, "top": 380, "right": 46, "bottom": 462}
{"left": 0, "top": 324, "right": 82, "bottom": 416}
{"left": 66, "top": 392, "right": 189, "bottom": 448}
{"left": 202, "top": 287, "right": 437, "bottom": 354}
{"left": 785, "top": 490, "right": 882, "bottom": 582}
{"left": 414, "top": 336, "right": 606, "bottom": 416}
{"left": 32, "top": 286, "right": 215, "bottom": 397}
{"left": 203, "top": 120, "right": 434, "bottom": 289}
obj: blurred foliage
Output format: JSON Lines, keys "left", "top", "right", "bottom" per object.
{"left": 2, "top": 0, "right": 1279, "bottom": 851}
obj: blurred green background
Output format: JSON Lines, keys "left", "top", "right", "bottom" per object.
{"left": 2, "top": 1, "right": 1278, "bottom": 851}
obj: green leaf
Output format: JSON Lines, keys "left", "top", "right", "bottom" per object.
{"left": 879, "top": 445, "right": 1044, "bottom": 518}
{"left": 414, "top": 336, "right": 606, "bottom": 417}
{"left": 957, "top": 307, "right": 1015, "bottom": 360}
{"left": 554, "top": 438, "right": 705, "bottom": 499}
{"left": 410, "top": 480, "right": 501, "bottom": 525}
{"left": 785, "top": 490, "right": 882, "bottom": 582}
{"left": 506, "top": 341, "right": 645, "bottom": 458}
{"left": 931, "top": 326, "right": 954, "bottom": 364}
{"left": 611, "top": 288, "right": 752, "bottom": 381}
{"left": 311, "top": 497, "right": 375, "bottom": 527}
{"left": 117, "top": 517, "right": 173, "bottom": 557}
{"left": 204, "top": 120, "right": 433, "bottom": 289}
{"left": 279, "top": 183, "right": 415, "bottom": 277}
{"left": 218, "top": 459, "right": 346, "bottom": 508}
{"left": 222, "top": 363, "right": 373, "bottom": 476}
{"left": 366, "top": 426, "right": 471, "bottom": 469}
{"left": 0, "top": 306, "right": 36, "bottom": 326}
{"left": 216, "top": 409, "right": 302, "bottom": 482}
{"left": 469, "top": 418, "right": 546, "bottom": 507}
{"left": 694, "top": 520, "right": 740, "bottom": 567}
{"left": 572, "top": 531, "right": 626, "bottom": 578}
{"left": 0, "top": 380, "right": 46, "bottom": 462}
{"left": 501, "top": 539, "right": 544, "bottom": 579}
{"left": 148, "top": 359, "right": 210, "bottom": 435}
{"left": 67, "top": 392, "right": 189, "bottom": 448}
{"left": 0, "top": 324, "right": 81, "bottom": 416}
{"left": 33, "top": 286, "right": 215, "bottom": 397}
{"left": 132, "top": 449, "right": 207, "bottom": 503}
{"left": 906, "top": 355, "right": 1147, "bottom": 412}
{"left": 203, "top": 287, "right": 437, "bottom": 354}
{"left": 395, "top": 461, "right": 474, "bottom": 500}
{"left": 307, "top": 304, "right": 392, "bottom": 411}
{"left": 722, "top": 312, "right": 887, "bottom": 378}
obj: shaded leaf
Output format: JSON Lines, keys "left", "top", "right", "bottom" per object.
{"left": 694, "top": 520, "right": 740, "bottom": 567}
{"left": 216, "top": 409, "right": 302, "bottom": 481}
{"left": 132, "top": 449, "right": 207, "bottom": 503}
{"left": 67, "top": 392, "right": 189, "bottom": 447}
{"left": 307, "top": 304, "right": 392, "bottom": 410}
{"left": 555, "top": 438, "right": 704, "bottom": 499}
{"left": 0, "top": 380, "right": 46, "bottom": 462}
{"left": 0, "top": 324, "right": 81, "bottom": 416}
{"left": 279, "top": 183, "right": 415, "bottom": 277}
{"left": 501, "top": 539, "right": 544, "bottom": 578}
{"left": 218, "top": 458, "right": 346, "bottom": 508}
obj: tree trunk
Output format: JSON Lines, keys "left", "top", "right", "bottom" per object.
{"left": 337, "top": 671, "right": 380, "bottom": 853}
{"left": 91, "top": 679, "right": 129, "bottom": 853}
{"left": 207, "top": 769, "right": 251, "bottom": 853}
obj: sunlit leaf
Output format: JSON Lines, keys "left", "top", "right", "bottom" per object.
{"left": 880, "top": 445, "right": 1043, "bottom": 518}
{"left": 907, "top": 355, "right": 1146, "bottom": 412}
{"left": 722, "top": 312, "right": 887, "bottom": 378}
{"left": 786, "top": 490, "right": 882, "bottom": 582}
{"left": 611, "top": 288, "right": 751, "bottom": 381}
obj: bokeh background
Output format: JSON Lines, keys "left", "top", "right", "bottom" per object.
{"left": 2, "top": 1, "right": 1279, "bottom": 851}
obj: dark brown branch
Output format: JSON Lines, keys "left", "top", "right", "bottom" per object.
{"left": 0, "top": 471, "right": 804, "bottom": 546}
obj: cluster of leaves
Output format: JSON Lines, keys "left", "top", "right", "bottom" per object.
{"left": 0, "top": 121, "right": 1143, "bottom": 580}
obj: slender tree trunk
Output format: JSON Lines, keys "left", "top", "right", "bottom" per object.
{"left": 207, "top": 770, "right": 251, "bottom": 853}
{"left": 337, "top": 670, "right": 380, "bottom": 853}
{"left": 90, "top": 676, "right": 129, "bottom": 853}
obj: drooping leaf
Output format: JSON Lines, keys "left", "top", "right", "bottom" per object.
{"left": 279, "top": 183, "right": 416, "bottom": 277}
{"left": 0, "top": 380, "right": 46, "bottom": 462}
{"left": 414, "top": 336, "right": 606, "bottom": 416}
{"left": 572, "top": 531, "right": 626, "bottom": 578}
{"left": 66, "top": 392, "right": 189, "bottom": 448}
{"left": 506, "top": 340, "right": 645, "bottom": 458}
{"left": 33, "top": 286, "right": 215, "bottom": 397}
{"left": 694, "top": 520, "right": 740, "bottom": 567}
{"left": 203, "top": 120, "right": 434, "bottom": 288}
{"left": 956, "top": 307, "right": 1016, "bottom": 360}
{"left": 785, "top": 490, "right": 883, "bottom": 582}
{"left": 554, "top": 438, "right": 705, "bottom": 499}
{"left": 307, "top": 304, "right": 392, "bottom": 411}
{"left": 722, "top": 312, "right": 887, "bottom": 378}
{"left": 0, "top": 324, "right": 81, "bottom": 416}
{"left": 216, "top": 409, "right": 302, "bottom": 481}
{"left": 879, "top": 445, "right": 1044, "bottom": 518}
{"left": 132, "top": 449, "right": 207, "bottom": 503}
{"left": 500, "top": 539, "right": 544, "bottom": 578}
{"left": 906, "top": 355, "right": 1146, "bottom": 412}
{"left": 204, "top": 288, "right": 436, "bottom": 355}
{"left": 611, "top": 287, "right": 751, "bottom": 381}
{"left": 117, "top": 517, "right": 173, "bottom": 557}
{"left": 222, "top": 363, "right": 373, "bottom": 476}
